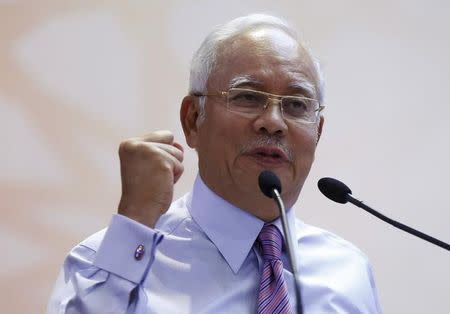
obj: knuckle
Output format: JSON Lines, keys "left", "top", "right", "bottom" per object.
{"left": 139, "top": 143, "right": 161, "bottom": 159}
{"left": 118, "top": 140, "right": 136, "bottom": 155}
{"left": 152, "top": 130, "right": 174, "bottom": 144}
{"left": 159, "top": 130, "right": 174, "bottom": 140}
{"left": 119, "top": 140, "right": 155, "bottom": 159}
{"left": 161, "top": 161, "right": 173, "bottom": 172}
{"left": 134, "top": 141, "right": 149, "bottom": 153}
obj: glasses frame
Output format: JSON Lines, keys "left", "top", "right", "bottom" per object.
{"left": 194, "top": 87, "right": 325, "bottom": 124}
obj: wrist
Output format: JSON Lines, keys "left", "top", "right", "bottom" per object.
{"left": 118, "top": 199, "right": 162, "bottom": 228}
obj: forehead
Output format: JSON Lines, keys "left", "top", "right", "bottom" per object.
{"left": 209, "top": 27, "right": 317, "bottom": 97}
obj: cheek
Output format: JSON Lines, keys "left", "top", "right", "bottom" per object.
{"left": 198, "top": 114, "right": 244, "bottom": 158}
{"left": 292, "top": 128, "right": 319, "bottom": 166}
{"left": 210, "top": 111, "right": 249, "bottom": 145}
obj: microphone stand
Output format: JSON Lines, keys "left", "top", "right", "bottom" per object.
{"left": 272, "top": 189, "right": 304, "bottom": 314}
{"left": 318, "top": 177, "right": 450, "bottom": 252}
{"left": 347, "top": 194, "right": 450, "bottom": 251}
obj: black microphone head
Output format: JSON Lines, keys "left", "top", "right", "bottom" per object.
{"left": 258, "top": 170, "right": 282, "bottom": 199}
{"left": 318, "top": 177, "right": 352, "bottom": 204}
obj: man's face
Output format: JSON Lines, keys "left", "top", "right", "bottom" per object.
{"left": 184, "top": 27, "right": 323, "bottom": 221}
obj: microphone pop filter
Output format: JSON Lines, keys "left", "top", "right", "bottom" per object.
{"left": 318, "top": 177, "right": 352, "bottom": 204}
{"left": 258, "top": 170, "right": 282, "bottom": 198}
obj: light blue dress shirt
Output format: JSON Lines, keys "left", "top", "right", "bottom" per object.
{"left": 47, "top": 175, "right": 382, "bottom": 313}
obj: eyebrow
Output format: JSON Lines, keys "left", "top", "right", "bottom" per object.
{"left": 288, "top": 81, "right": 316, "bottom": 99}
{"left": 228, "top": 75, "right": 317, "bottom": 99}
{"left": 228, "top": 75, "right": 264, "bottom": 89}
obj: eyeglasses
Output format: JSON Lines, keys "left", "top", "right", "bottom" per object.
{"left": 194, "top": 88, "right": 324, "bottom": 124}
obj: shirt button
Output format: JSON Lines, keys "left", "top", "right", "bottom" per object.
{"left": 134, "top": 244, "right": 145, "bottom": 260}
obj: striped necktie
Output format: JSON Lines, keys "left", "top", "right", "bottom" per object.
{"left": 257, "top": 224, "right": 293, "bottom": 314}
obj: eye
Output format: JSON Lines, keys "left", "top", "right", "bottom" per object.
{"left": 229, "top": 90, "right": 265, "bottom": 107}
{"left": 282, "top": 97, "right": 319, "bottom": 121}
{"left": 284, "top": 98, "right": 308, "bottom": 113}
{"left": 231, "top": 91, "right": 261, "bottom": 101}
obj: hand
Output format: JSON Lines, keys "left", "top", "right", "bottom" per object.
{"left": 117, "top": 130, "right": 184, "bottom": 228}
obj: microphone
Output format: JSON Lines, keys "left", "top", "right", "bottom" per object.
{"left": 258, "top": 170, "right": 282, "bottom": 198}
{"left": 258, "top": 171, "right": 303, "bottom": 314}
{"left": 318, "top": 177, "right": 450, "bottom": 251}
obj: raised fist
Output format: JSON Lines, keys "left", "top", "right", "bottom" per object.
{"left": 117, "top": 130, "right": 184, "bottom": 228}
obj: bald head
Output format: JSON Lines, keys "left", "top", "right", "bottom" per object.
{"left": 210, "top": 27, "right": 318, "bottom": 101}
{"left": 189, "top": 14, "right": 323, "bottom": 104}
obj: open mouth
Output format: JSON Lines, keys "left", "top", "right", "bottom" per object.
{"left": 256, "top": 151, "right": 282, "bottom": 159}
{"left": 247, "top": 147, "right": 289, "bottom": 164}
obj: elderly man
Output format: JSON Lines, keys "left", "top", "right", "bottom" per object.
{"left": 48, "top": 14, "right": 381, "bottom": 313}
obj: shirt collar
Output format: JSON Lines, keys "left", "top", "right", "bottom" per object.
{"left": 187, "top": 174, "right": 298, "bottom": 274}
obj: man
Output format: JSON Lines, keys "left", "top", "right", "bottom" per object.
{"left": 48, "top": 14, "right": 382, "bottom": 313}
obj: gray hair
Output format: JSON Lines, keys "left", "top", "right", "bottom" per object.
{"left": 189, "top": 13, "right": 324, "bottom": 120}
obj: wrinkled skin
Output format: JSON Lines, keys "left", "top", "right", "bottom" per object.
{"left": 181, "top": 27, "right": 324, "bottom": 222}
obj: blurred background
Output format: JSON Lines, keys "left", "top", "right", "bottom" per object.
{"left": 1, "top": 1, "right": 449, "bottom": 313}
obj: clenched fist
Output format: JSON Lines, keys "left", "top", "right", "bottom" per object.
{"left": 117, "top": 130, "right": 184, "bottom": 228}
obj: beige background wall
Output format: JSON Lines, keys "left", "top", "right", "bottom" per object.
{"left": 1, "top": 1, "right": 449, "bottom": 313}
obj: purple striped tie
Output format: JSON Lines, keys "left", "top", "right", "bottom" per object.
{"left": 257, "top": 224, "right": 293, "bottom": 314}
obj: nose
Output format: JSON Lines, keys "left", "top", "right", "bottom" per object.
{"left": 252, "top": 99, "right": 288, "bottom": 136}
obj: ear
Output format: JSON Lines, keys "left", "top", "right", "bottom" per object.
{"left": 180, "top": 95, "right": 201, "bottom": 149}
{"left": 316, "top": 115, "right": 324, "bottom": 144}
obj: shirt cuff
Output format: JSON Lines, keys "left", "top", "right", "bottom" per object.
{"left": 93, "top": 214, "right": 163, "bottom": 284}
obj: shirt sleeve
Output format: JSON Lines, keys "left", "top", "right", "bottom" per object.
{"left": 46, "top": 214, "right": 163, "bottom": 314}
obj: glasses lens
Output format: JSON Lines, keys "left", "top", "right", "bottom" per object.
{"left": 227, "top": 89, "right": 266, "bottom": 114}
{"left": 282, "top": 97, "right": 318, "bottom": 123}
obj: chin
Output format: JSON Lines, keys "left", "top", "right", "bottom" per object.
{"left": 257, "top": 205, "right": 281, "bottom": 222}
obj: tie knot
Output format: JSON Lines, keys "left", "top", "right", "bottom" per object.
{"left": 258, "top": 224, "right": 283, "bottom": 261}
